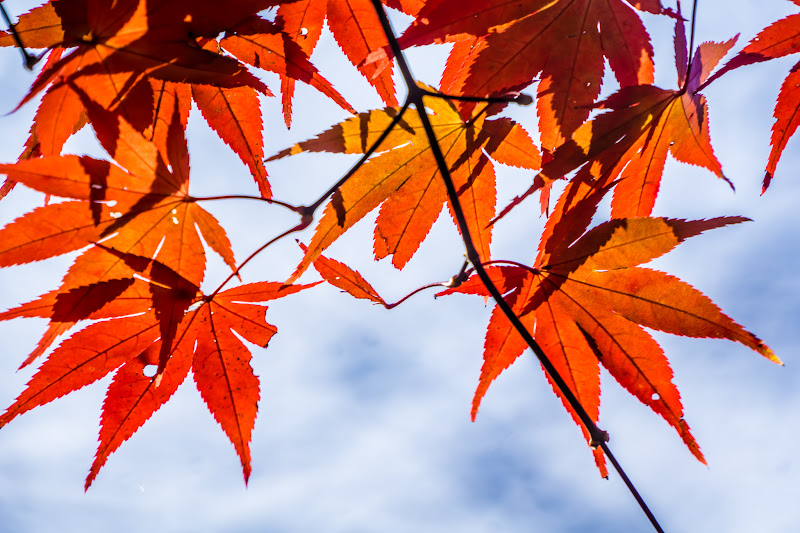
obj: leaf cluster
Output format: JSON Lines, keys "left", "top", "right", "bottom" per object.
{"left": 0, "top": 0, "right": 791, "bottom": 518}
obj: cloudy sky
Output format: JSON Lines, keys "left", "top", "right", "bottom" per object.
{"left": 0, "top": 1, "right": 798, "bottom": 532}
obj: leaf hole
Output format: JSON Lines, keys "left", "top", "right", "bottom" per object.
{"left": 651, "top": 393, "right": 660, "bottom": 401}
{"left": 143, "top": 365, "right": 158, "bottom": 378}
{"left": 300, "top": 27, "right": 308, "bottom": 36}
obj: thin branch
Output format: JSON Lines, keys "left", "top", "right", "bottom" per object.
{"left": 385, "top": 259, "right": 472, "bottom": 309}
{"left": 193, "top": 194, "right": 301, "bottom": 213}
{"left": 383, "top": 283, "right": 445, "bottom": 309}
{"left": 302, "top": 98, "right": 413, "bottom": 216}
{"left": 370, "top": 0, "right": 607, "bottom": 442}
{"left": 601, "top": 442, "right": 666, "bottom": 533}
{"left": 208, "top": 89, "right": 415, "bottom": 297}
{"left": 369, "top": 1, "right": 666, "bottom": 532}
{"left": 419, "top": 86, "right": 534, "bottom": 106}
{"left": 0, "top": 3, "right": 40, "bottom": 70}
{"left": 687, "top": 0, "right": 700, "bottom": 67}
{"left": 208, "top": 220, "right": 311, "bottom": 299}
{"left": 682, "top": 0, "right": 700, "bottom": 89}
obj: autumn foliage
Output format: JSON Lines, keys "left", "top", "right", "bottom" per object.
{"left": 0, "top": 0, "right": 792, "bottom": 504}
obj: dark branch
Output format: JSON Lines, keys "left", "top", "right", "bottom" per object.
{"left": 0, "top": 3, "right": 40, "bottom": 70}
{"left": 369, "top": 1, "right": 667, "bottom": 532}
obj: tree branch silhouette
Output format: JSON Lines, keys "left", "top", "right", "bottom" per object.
{"left": 369, "top": 1, "right": 665, "bottom": 531}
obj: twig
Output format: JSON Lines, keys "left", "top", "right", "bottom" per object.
{"left": 385, "top": 259, "right": 471, "bottom": 308}
{"left": 0, "top": 3, "right": 40, "bottom": 70}
{"left": 682, "top": 0, "right": 700, "bottom": 90}
{"left": 369, "top": 1, "right": 666, "bottom": 532}
{"left": 301, "top": 98, "right": 413, "bottom": 216}
{"left": 383, "top": 282, "right": 445, "bottom": 309}
{"left": 193, "top": 194, "right": 301, "bottom": 213}
{"left": 211, "top": 94, "right": 414, "bottom": 297}
{"left": 208, "top": 220, "right": 311, "bottom": 299}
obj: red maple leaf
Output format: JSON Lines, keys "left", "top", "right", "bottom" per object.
{"left": 702, "top": 0, "right": 800, "bottom": 190}
{"left": 496, "top": 13, "right": 735, "bottom": 221}
{"left": 1, "top": 0, "right": 272, "bottom": 116}
{"left": 0, "top": 258, "right": 314, "bottom": 487}
{"left": 441, "top": 178, "right": 779, "bottom": 473}
{"left": 389, "top": 0, "right": 672, "bottom": 149}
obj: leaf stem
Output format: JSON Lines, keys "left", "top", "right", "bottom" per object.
{"left": 193, "top": 194, "right": 301, "bottom": 213}
{"left": 481, "top": 259, "right": 540, "bottom": 276}
{"left": 211, "top": 92, "right": 416, "bottom": 298}
{"left": 682, "top": 0, "right": 700, "bottom": 90}
{"left": 369, "top": 1, "right": 666, "bottom": 532}
{"left": 383, "top": 282, "right": 445, "bottom": 309}
{"left": 208, "top": 220, "right": 310, "bottom": 299}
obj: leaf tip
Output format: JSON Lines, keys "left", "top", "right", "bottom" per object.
{"left": 762, "top": 347, "right": 783, "bottom": 366}
{"left": 762, "top": 171, "right": 773, "bottom": 194}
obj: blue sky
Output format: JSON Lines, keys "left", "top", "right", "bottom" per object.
{"left": 1, "top": 1, "right": 798, "bottom": 532}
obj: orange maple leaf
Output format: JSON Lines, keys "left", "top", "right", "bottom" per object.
{"left": 269, "top": 89, "right": 540, "bottom": 280}
{"left": 306, "top": 246, "right": 387, "bottom": 306}
{"left": 0, "top": 99, "right": 239, "bottom": 366}
{"left": 219, "top": 14, "right": 355, "bottom": 128}
{"left": 275, "top": 0, "right": 419, "bottom": 125}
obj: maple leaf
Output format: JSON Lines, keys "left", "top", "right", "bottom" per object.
{"left": 305, "top": 246, "right": 387, "bottom": 305}
{"left": 0, "top": 250, "right": 315, "bottom": 487}
{"left": 276, "top": 0, "right": 329, "bottom": 126}
{"left": 269, "top": 89, "right": 540, "bottom": 281}
{"left": 389, "top": 0, "right": 670, "bottom": 149}
{"left": 4, "top": 0, "right": 272, "bottom": 119}
{"left": 273, "top": 0, "right": 415, "bottom": 124}
{"left": 219, "top": 14, "right": 354, "bottom": 128}
{"left": 498, "top": 15, "right": 736, "bottom": 221}
{"left": 702, "top": 0, "right": 800, "bottom": 190}
{"left": 0, "top": 2, "right": 278, "bottom": 204}
{"left": 0, "top": 99, "right": 239, "bottom": 365}
{"left": 441, "top": 178, "right": 779, "bottom": 472}
{"left": 192, "top": 82, "right": 272, "bottom": 197}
